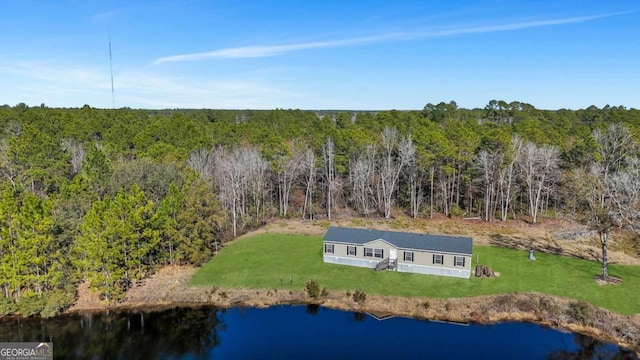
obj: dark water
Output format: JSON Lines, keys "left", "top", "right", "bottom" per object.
{"left": 0, "top": 305, "right": 636, "bottom": 359}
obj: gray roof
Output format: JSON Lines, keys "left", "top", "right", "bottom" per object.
{"left": 323, "top": 226, "right": 472, "bottom": 255}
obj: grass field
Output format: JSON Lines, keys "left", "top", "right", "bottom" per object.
{"left": 189, "top": 233, "right": 640, "bottom": 314}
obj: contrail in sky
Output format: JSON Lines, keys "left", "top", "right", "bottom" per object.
{"left": 154, "top": 11, "right": 630, "bottom": 64}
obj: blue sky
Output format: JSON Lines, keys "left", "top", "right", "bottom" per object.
{"left": 0, "top": 0, "right": 638, "bottom": 110}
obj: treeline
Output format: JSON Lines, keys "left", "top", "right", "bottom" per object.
{"left": 0, "top": 101, "right": 639, "bottom": 316}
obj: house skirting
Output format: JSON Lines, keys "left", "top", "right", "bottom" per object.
{"left": 396, "top": 263, "right": 470, "bottom": 279}
{"left": 323, "top": 255, "right": 470, "bottom": 279}
{"left": 323, "top": 255, "right": 378, "bottom": 269}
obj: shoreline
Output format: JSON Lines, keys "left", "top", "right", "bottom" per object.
{"left": 66, "top": 284, "right": 640, "bottom": 354}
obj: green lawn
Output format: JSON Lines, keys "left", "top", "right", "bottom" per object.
{"left": 189, "top": 233, "right": 640, "bottom": 315}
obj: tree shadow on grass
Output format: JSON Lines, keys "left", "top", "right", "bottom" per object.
{"left": 489, "top": 234, "right": 563, "bottom": 254}
{"left": 489, "top": 234, "right": 601, "bottom": 263}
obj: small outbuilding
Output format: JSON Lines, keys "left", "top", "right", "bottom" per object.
{"left": 323, "top": 227, "right": 473, "bottom": 279}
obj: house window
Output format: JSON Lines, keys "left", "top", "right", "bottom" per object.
{"left": 324, "top": 243, "right": 334, "bottom": 254}
{"left": 365, "top": 248, "right": 384, "bottom": 258}
{"left": 364, "top": 247, "right": 373, "bottom": 257}
{"left": 347, "top": 246, "right": 357, "bottom": 256}
{"left": 433, "top": 254, "right": 443, "bottom": 265}
{"left": 454, "top": 256, "right": 466, "bottom": 267}
{"left": 404, "top": 251, "right": 414, "bottom": 262}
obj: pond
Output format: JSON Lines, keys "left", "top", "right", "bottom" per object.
{"left": 0, "top": 305, "right": 636, "bottom": 359}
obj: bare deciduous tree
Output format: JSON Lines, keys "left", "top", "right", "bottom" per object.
{"left": 436, "top": 167, "right": 453, "bottom": 217}
{"left": 581, "top": 163, "right": 620, "bottom": 280}
{"left": 498, "top": 135, "right": 523, "bottom": 221}
{"left": 378, "top": 127, "right": 414, "bottom": 219}
{"left": 187, "top": 147, "right": 215, "bottom": 179}
{"left": 593, "top": 123, "right": 637, "bottom": 206}
{"left": 608, "top": 158, "right": 640, "bottom": 229}
{"left": 246, "top": 147, "right": 268, "bottom": 221}
{"left": 474, "top": 149, "right": 502, "bottom": 221}
{"left": 586, "top": 124, "right": 640, "bottom": 279}
{"left": 407, "top": 154, "right": 425, "bottom": 219}
{"left": 61, "top": 138, "right": 85, "bottom": 175}
{"left": 213, "top": 147, "right": 241, "bottom": 237}
{"left": 209, "top": 145, "right": 267, "bottom": 237}
{"left": 322, "top": 138, "right": 336, "bottom": 219}
{"left": 275, "top": 142, "right": 306, "bottom": 217}
{"left": 349, "top": 144, "right": 377, "bottom": 216}
{"left": 187, "top": 144, "right": 289, "bottom": 234}
{"left": 398, "top": 137, "right": 419, "bottom": 218}
{"left": 586, "top": 160, "right": 639, "bottom": 280}
{"left": 519, "top": 142, "right": 560, "bottom": 224}
{"left": 0, "top": 140, "right": 18, "bottom": 188}
{"left": 301, "top": 147, "right": 316, "bottom": 220}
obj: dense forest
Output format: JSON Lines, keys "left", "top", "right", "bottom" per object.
{"left": 0, "top": 100, "right": 639, "bottom": 316}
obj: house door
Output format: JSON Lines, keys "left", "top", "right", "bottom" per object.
{"left": 389, "top": 248, "right": 397, "bottom": 260}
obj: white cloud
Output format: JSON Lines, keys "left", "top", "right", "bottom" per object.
{"left": 153, "top": 12, "right": 627, "bottom": 63}
{"left": 113, "top": 70, "right": 298, "bottom": 109}
{"left": 0, "top": 60, "right": 299, "bottom": 109}
{"left": 7, "top": 61, "right": 109, "bottom": 87}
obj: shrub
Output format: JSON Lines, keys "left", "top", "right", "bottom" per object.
{"left": 421, "top": 301, "right": 430, "bottom": 310}
{"left": 0, "top": 297, "right": 17, "bottom": 316}
{"left": 569, "top": 300, "right": 591, "bottom": 325}
{"left": 219, "top": 291, "right": 228, "bottom": 299}
{"left": 389, "top": 219, "right": 406, "bottom": 230}
{"left": 17, "top": 295, "right": 45, "bottom": 317}
{"left": 40, "top": 289, "right": 75, "bottom": 318}
{"left": 321, "top": 288, "right": 329, "bottom": 297}
{"left": 450, "top": 204, "right": 464, "bottom": 217}
{"left": 494, "top": 294, "right": 516, "bottom": 311}
{"left": 314, "top": 221, "right": 330, "bottom": 228}
{"left": 514, "top": 296, "right": 538, "bottom": 313}
{"left": 305, "top": 280, "right": 321, "bottom": 299}
{"left": 352, "top": 289, "right": 366, "bottom": 304}
{"left": 537, "top": 297, "right": 560, "bottom": 316}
